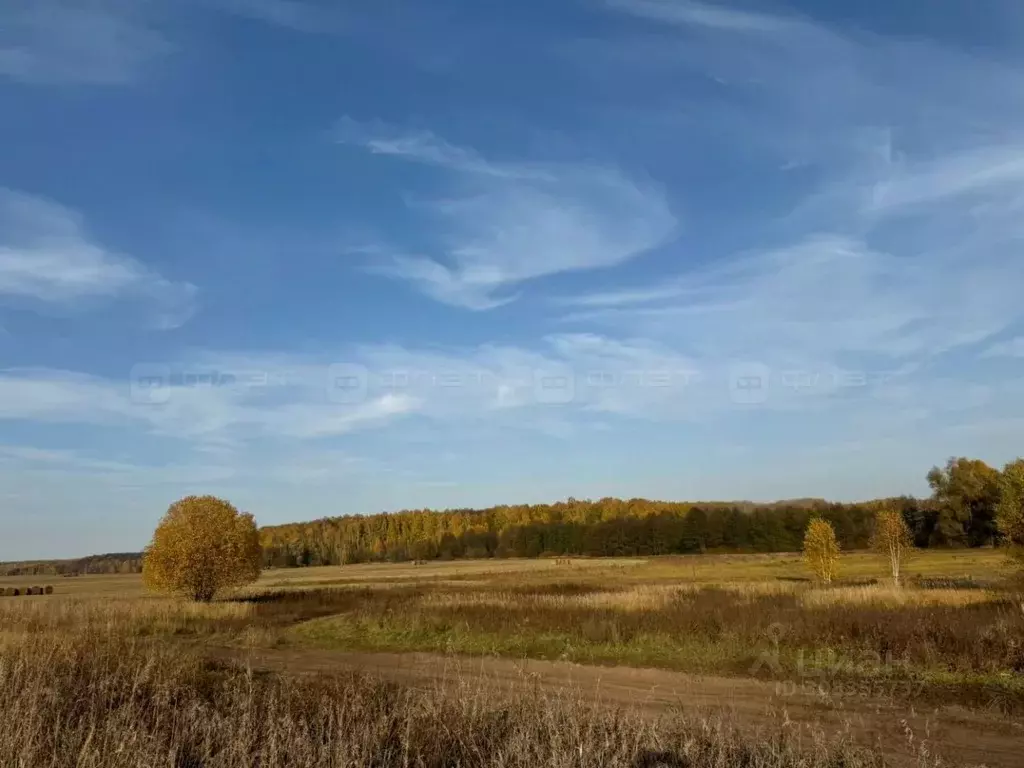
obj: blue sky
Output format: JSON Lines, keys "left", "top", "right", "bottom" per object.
{"left": 2, "top": 0, "right": 1024, "bottom": 559}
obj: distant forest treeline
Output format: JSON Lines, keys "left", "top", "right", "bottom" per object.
{"left": 3, "top": 457, "right": 1011, "bottom": 574}
{"left": 258, "top": 496, "right": 935, "bottom": 567}
{"left": 258, "top": 457, "right": 1010, "bottom": 567}
{"left": 0, "top": 553, "right": 142, "bottom": 578}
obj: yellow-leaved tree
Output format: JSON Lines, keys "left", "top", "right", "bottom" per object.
{"left": 143, "top": 495, "right": 262, "bottom": 602}
{"left": 803, "top": 518, "right": 840, "bottom": 584}
{"left": 871, "top": 509, "right": 914, "bottom": 586}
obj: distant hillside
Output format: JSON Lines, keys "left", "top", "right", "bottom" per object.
{"left": 0, "top": 552, "right": 143, "bottom": 577}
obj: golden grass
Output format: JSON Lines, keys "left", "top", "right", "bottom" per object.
{"left": 259, "top": 557, "right": 646, "bottom": 589}
{"left": 798, "top": 585, "right": 997, "bottom": 609}
{"left": 0, "top": 546, "right": 1020, "bottom": 765}
{"left": 0, "top": 629, "right": 925, "bottom": 768}
{"left": 1, "top": 548, "right": 1011, "bottom": 598}
{"left": 0, "top": 571, "right": 146, "bottom": 597}
{"left": 419, "top": 579, "right": 1004, "bottom": 615}
{"left": 0, "top": 595, "right": 254, "bottom": 636}
{"left": 420, "top": 581, "right": 801, "bottom": 612}
{"left": 637, "top": 548, "right": 1013, "bottom": 584}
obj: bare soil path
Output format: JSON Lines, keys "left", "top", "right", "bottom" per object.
{"left": 212, "top": 646, "right": 1023, "bottom": 767}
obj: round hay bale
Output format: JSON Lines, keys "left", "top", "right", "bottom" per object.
{"left": 44, "top": 585, "right": 54, "bottom": 595}
{"left": 0, "top": 587, "right": 8, "bottom": 597}
{"left": 11, "top": 588, "right": 20, "bottom": 596}
{"left": 28, "top": 586, "right": 40, "bottom": 596}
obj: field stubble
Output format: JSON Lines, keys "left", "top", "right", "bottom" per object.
{"left": 0, "top": 628, "right": 942, "bottom": 768}
{"left": 0, "top": 550, "right": 1021, "bottom": 766}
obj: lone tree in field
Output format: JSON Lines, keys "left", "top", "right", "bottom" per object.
{"left": 871, "top": 509, "right": 914, "bottom": 586}
{"left": 996, "top": 459, "right": 1024, "bottom": 569}
{"left": 803, "top": 518, "right": 840, "bottom": 584}
{"left": 143, "top": 495, "right": 262, "bottom": 602}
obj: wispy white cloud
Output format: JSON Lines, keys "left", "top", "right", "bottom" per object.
{"left": 0, "top": 189, "right": 197, "bottom": 328}
{"left": 572, "top": 0, "right": 1024, "bottom": 372}
{"left": 563, "top": 233, "right": 1021, "bottom": 364}
{"left": 0, "top": 338, "right": 676, "bottom": 450}
{"left": 982, "top": 337, "right": 1024, "bottom": 359}
{"left": 368, "top": 255, "right": 518, "bottom": 311}
{"left": 258, "top": 451, "right": 378, "bottom": 484}
{"left": 596, "top": 0, "right": 1024, "bottom": 181}
{"left": 261, "top": 393, "right": 421, "bottom": 438}
{"left": 0, "top": 369, "right": 135, "bottom": 424}
{"left": 0, "top": 444, "right": 239, "bottom": 488}
{"left": 1, "top": 324, "right": 1019, "bottom": 504}
{"left": 203, "top": 0, "right": 347, "bottom": 35}
{"left": 0, "top": 444, "right": 138, "bottom": 473}
{"left": 866, "top": 143, "right": 1024, "bottom": 216}
{"left": 339, "top": 119, "right": 677, "bottom": 309}
{"left": 336, "top": 118, "right": 549, "bottom": 180}
{"left": 0, "top": 363, "right": 419, "bottom": 448}
{"left": 605, "top": 0, "right": 809, "bottom": 35}
{"left": 0, "top": 0, "right": 170, "bottom": 85}
{"left": 553, "top": 281, "right": 693, "bottom": 309}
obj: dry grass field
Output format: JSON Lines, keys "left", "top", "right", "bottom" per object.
{"left": 1, "top": 549, "right": 1022, "bottom": 766}
{"left": 0, "top": 547, "right": 1010, "bottom": 595}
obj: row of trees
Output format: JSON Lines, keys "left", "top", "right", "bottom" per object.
{"left": 143, "top": 457, "right": 1024, "bottom": 601}
{"left": 141, "top": 498, "right": 910, "bottom": 600}
{"left": 257, "top": 458, "right": 1022, "bottom": 568}
{"left": 146, "top": 485, "right": 1022, "bottom": 602}
{"left": 802, "top": 462, "right": 1024, "bottom": 586}
{"left": 6, "top": 456, "right": 1021, "bottom": 580}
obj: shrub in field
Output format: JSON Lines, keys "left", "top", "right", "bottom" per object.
{"left": 997, "top": 459, "right": 1024, "bottom": 568}
{"left": 803, "top": 518, "right": 840, "bottom": 584}
{"left": 871, "top": 510, "right": 915, "bottom": 586}
{"left": 143, "top": 495, "right": 262, "bottom": 602}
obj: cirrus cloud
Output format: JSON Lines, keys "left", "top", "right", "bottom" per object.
{"left": 0, "top": 189, "right": 197, "bottom": 328}
{"left": 338, "top": 120, "right": 678, "bottom": 310}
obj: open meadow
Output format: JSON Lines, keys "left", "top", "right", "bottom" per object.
{"left": 1, "top": 549, "right": 1022, "bottom": 766}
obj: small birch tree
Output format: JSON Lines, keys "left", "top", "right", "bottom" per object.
{"left": 871, "top": 509, "right": 914, "bottom": 586}
{"left": 803, "top": 518, "right": 840, "bottom": 584}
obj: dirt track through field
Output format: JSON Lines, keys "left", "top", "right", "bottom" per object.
{"left": 214, "top": 646, "right": 1022, "bottom": 767}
